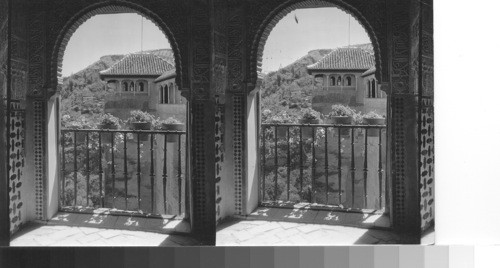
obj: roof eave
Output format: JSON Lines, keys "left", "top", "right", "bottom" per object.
{"left": 155, "top": 73, "right": 176, "bottom": 83}
{"left": 100, "top": 74, "right": 163, "bottom": 79}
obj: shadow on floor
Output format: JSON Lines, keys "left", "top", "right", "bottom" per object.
{"left": 238, "top": 207, "right": 391, "bottom": 229}
{"left": 46, "top": 212, "right": 190, "bottom": 235}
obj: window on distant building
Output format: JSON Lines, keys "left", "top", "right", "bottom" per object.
{"left": 138, "top": 81, "right": 146, "bottom": 92}
{"left": 160, "top": 85, "right": 168, "bottom": 104}
{"left": 130, "top": 82, "right": 135, "bottom": 92}
{"left": 371, "top": 79, "right": 376, "bottom": 97}
{"left": 123, "top": 81, "right": 129, "bottom": 92}
{"left": 330, "top": 75, "right": 335, "bottom": 86}
{"left": 366, "top": 78, "right": 385, "bottom": 98}
{"left": 346, "top": 76, "right": 352, "bottom": 86}
{"left": 168, "top": 83, "right": 175, "bottom": 104}
{"left": 337, "top": 76, "right": 342, "bottom": 86}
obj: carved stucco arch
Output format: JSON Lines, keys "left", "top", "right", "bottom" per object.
{"left": 249, "top": 0, "right": 385, "bottom": 88}
{"left": 50, "top": 1, "right": 184, "bottom": 94}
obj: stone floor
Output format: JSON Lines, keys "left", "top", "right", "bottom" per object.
{"left": 10, "top": 212, "right": 200, "bottom": 247}
{"left": 216, "top": 219, "right": 401, "bottom": 246}
{"left": 216, "top": 207, "right": 400, "bottom": 246}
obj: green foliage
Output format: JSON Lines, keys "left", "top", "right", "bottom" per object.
{"left": 99, "top": 113, "right": 121, "bottom": 129}
{"left": 301, "top": 108, "right": 322, "bottom": 123}
{"left": 363, "top": 111, "right": 385, "bottom": 119}
{"left": 126, "top": 110, "right": 157, "bottom": 125}
{"left": 163, "top": 116, "right": 181, "bottom": 124}
{"left": 328, "top": 104, "right": 356, "bottom": 117}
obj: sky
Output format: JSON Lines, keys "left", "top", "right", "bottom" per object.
{"left": 62, "top": 8, "right": 370, "bottom": 76}
{"left": 262, "top": 8, "right": 370, "bottom": 73}
{"left": 62, "top": 13, "right": 170, "bottom": 76}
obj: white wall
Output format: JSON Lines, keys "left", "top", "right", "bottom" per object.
{"left": 435, "top": 0, "right": 500, "bottom": 245}
{"left": 245, "top": 91, "right": 259, "bottom": 214}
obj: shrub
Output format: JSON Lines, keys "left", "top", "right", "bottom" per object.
{"left": 126, "top": 110, "right": 156, "bottom": 125}
{"left": 328, "top": 104, "right": 356, "bottom": 117}
{"left": 301, "top": 108, "right": 321, "bottom": 123}
{"left": 65, "top": 118, "right": 96, "bottom": 129}
{"left": 154, "top": 116, "right": 182, "bottom": 129}
{"left": 363, "top": 111, "right": 385, "bottom": 119}
{"left": 99, "top": 113, "right": 121, "bottom": 129}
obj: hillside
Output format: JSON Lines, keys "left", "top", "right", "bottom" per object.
{"left": 259, "top": 48, "right": 333, "bottom": 121}
{"left": 60, "top": 49, "right": 174, "bottom": 126}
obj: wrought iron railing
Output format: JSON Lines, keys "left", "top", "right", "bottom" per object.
{"left": 60, "top": 128, "right": 186, "bottom": 217}
{"left": 260, "top": 123, "right": 386, "bottom": 212}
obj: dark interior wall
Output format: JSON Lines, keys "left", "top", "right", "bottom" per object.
{"left": 0, "top": 0, "right": 10, "bottom": 246}
{"left": 8, "top": 0, "right": 29, "bottom": 235}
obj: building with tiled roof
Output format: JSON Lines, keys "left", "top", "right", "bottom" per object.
{"left": 99, "top": 52, "right": 186, "bottom": 123}
{"left": 307, "top": 46, "right": 374, "bottom": 71}
{"left": 100, "top": 53, "right": 174, "bottom": 77}
{"left": 306, "top": 44, "right": 386, "bottom": 116}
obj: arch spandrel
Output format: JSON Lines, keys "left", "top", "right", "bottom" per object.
{"left": 44, "top": 0, "right": 190, "bottom": 97}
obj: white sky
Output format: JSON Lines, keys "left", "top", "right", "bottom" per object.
{"left": 62, "top": 13, "right": 170, "bottom": 76}
{"left": 262, "top": 8, "right": 370, "bottom": 73}
{"left": 62, "top": 8, "right": 370, "bottom": 76}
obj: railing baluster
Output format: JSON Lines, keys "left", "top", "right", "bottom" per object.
{"left": 137, "top": 132, "right": 141, "bottom": 210}
{"left": 59, "top": 129, "right": 186, "bottom": 216}
{"left": 86, "top": 132, "right": 90, "bottom": 207}
{"left": 324, "top": 126, "right": 328, "bottom": 204}
{"left": 61, "top": 132, "right": 66, "bottom": 206}
{"left": 99, "top": 132, "right": 103, "bottom": 208}
{"left": 150, "top": 133, "right": 155, "bottom": 213}
{"left": 351, "top": 128, "right": 355, "bottom": 208}
{"left": 363, "top": 128, "right": 368, "bottom": 208}
{"left": 111, "top": 133, "right": 116, "bottom": 208}
{"left": 177, "top": 133, "right": 182, "bottom": 215}
{"left": 286, "top": 126, "right": 290, "bottom": 201}
{"left": 299, "top": 127, "right": 303, "bottom": 197}
{"left": 73, "top": 131, "right": 77, "bottom": 207}
{"left": 311, "top": 126, "right": 316, "bottom": 203}
{"left": 261, "top": 126, "right": 266, "bottom": 201}
{"left": 337, "top": 127, "right": 342, "bottom": 205}
{"left": 124, "top": 133, "right": 128, "bottom": 210}
{"left": 163, "top": 133, "right": 167, "bottom": 214}
{"left": 274, "top": 126, "right": 278, "bottom": 201}
{"left": 378, "top": 128, "right": 383, "bottom": 209}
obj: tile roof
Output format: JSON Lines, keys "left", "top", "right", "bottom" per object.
{"left": 307, "top": 46, "right": 375, "bottom": 71}
{"left": 155, "top": 69, "right": 176, "bottom": 83}
{"left": 100, "top": 53, "right": 174, "bottom": 77}
{"left": 362, "top": 66, "right": 376, "bottom": 77}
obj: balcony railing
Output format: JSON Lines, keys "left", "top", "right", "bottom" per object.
{"left": 260, "top": 123, "right": 386, "bottom": 212}
{"left": 60, "top": 128, "right": 186, "bottom": 217}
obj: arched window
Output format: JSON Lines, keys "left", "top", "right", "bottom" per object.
{"left": 164, "top": 85, "right": 169, "bottom": 104}
{"left": 366, "top": 80, "right": 372, "bottom": 98}
{"left": 168, "top": 83, "right": 175, "bottom": 104}
{"left": 337, "top": 76, "right": 342, "bottom": 86}
{"left": 139, "top": 81, "right": 145, "bottom": 92}
{"left": 346, "top": 76, "right": 352, "bottom": 86}
{"left": 130, "top": 82, "right": 135, "bottom": 92}
{"left": 122, "top": 81, "right": 129, "bottom": 92}
{"left": 159, "top": 85, "right": 164, "bottom": 104}
{"left": 330, "top": 75, "right": 335, "bottom": 86}
{"left": 371, "top": 79, "right": 376, "bottom": 98}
